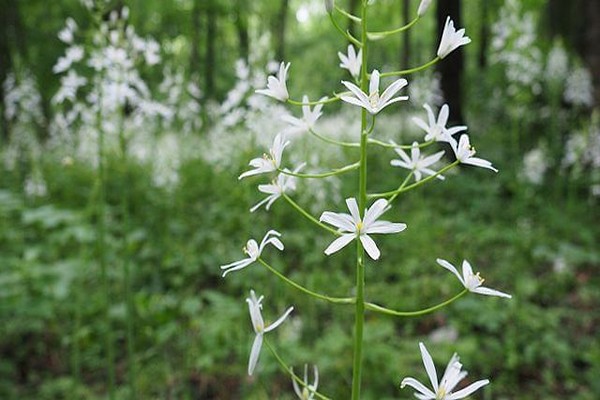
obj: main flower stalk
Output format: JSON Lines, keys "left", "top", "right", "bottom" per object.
{"left": 351, "top": 2, "right": 369, "bottom": 399}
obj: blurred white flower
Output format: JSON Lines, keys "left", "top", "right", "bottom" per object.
{"left": 256, "top": 61, "right": 290, "bottom": 102}
{"left": 437, "top": 258, "right": 512, "bottom": 298}
{"left": 521, "top": 147, "right": 547, "bottom": 185}
{"left": 320, "top": 198, "right": 407, "bottom": 260}
{"left": 452, "top": 135, "right": 498, "bottom": 172}
{"left": 418, "top": 0, "right": 432, "bottom": 16}
{"left": 220, "top": 230, "right": 284, "bottom": 277}
{"left": 437, "top": 17, "right": 471, "bottom": 59}
{"left": 564, "top": 66, "right": 594, "bottom": 107}
{"left": 282, "top": 95, "right": 324, "bottom": 134}
{"left": 246, "top": 290, "right": 294, "bottom": 375}
{"left": 338, "top": 44, "right": 362, "bottom": 79}
{"left": 401, "top": 342, "right": 490, "bottom": 400}
{"left": 53, "top": 71, "right": 87, "bottom": 104}
{"left": 58, "top": 17, "right": 77, "bottom": 43}
{"left": 391, "top": 142, "right": 446, "bottom": 182}
{"left": 53, "top": 46, "right": 84, "bottom": 74}
{"left": 341, "top": 69, "right": 408, "bottom": 114}
{"left": 239, "top": 133, "right": 290, "bottom": 179}
{"left": 251, "top": 164, "right": 304, "bottom": 212}
{"left": 412, "top": 103, "right": 464, "bottom": 146}
{"left": 292, "top": 365, "right": 319, "bottom": 400}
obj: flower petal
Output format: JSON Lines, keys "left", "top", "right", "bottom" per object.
{"left": 419, "top": 342, "right": 439, "bottom": 393}
{"left": 264, "top": 306, "right": 294, "bottom": 332}
{"left": 324, "top": 234, "right": 355, "bottom": 256}
{"left": 360, "top": 234, "right": 381, "bottom": 260}
{"left": 400, "top": 377, "right": 436, "bottom": 399}
{"left": 362, "top": 199, "right": 389, "bottom": 227}
{"left": 345, "top": 198, "right": 361, "bottom": 224}
{"left": 472, "top": 286, "right": 512, "bottom": 298}
{"left": 437, "top": 258, "right": 466, "bottom": 287}
{"left": 248, "top": 333, "right": 263, "bottom": 375}
{"left": 365, "top": 220, "right": 407, "bottom": 234}
{"left": 220, "top": 258, "right": 253, "bottom": 277}
{"left": 320, "top": 211, "right": 355, "bottom": 232}
{"left": 448, "top": 379, "right": 490, "bottom": 399}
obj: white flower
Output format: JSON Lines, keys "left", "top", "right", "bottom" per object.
{"left": 58, "top": 18, "right": 77, "bottom": 44}
{"left": 437, "top": 17, "right": 471, "bottom": 59}
{"left": 53, "top": 46, "right": 85, "bottom": 74}
{"left": 341, "top": 70, "right": 408, "bottom": 114}
{"left": 239, "top": 133, "right": 290, "bottom": 179}
{"left": 292, "top": 364, "right": 319, "bottom": 400}
{"left": 319, "top": 198, "right": 407, "bottom": 260}
{"left": 401, "top": 342, "right": 490, "bottom": 400}
{"left": 220, "top": 231, "right": 284, "bottom": 277}
{"left": 246, "top": 290, "right": 294, "bottom": 375}
{"left": 391, "top": 142, "right": 446, "bottom": 182}
{"left": 324, "top": 0, "right": 334, "bottom": 14}
{"left": 338, "top": 44, "right": 362, "bottom": 79}
{"left": 250, "top": 164, "right": 304, "bottom": 212}
{"left": 282, "top": 96, "right": 324, "bottom": 133}
{"left": 256, "top": 61, "right": 290, "bottom": 102}
{"left": 412, "top": 103, "right": 465, "bottom": 146}
{"left": 437, "top": 258, "right": 511, "bottom": 298}
{"left": 418, "top": 0, "right": 432, "bottom": 16}
{"left": 452, "top": 135, "right": 498, "bottom": 172}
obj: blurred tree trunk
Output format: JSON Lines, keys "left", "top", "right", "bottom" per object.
{"left": 348, "top": 0, "right": 359, "bottom": 38}
{"left": 205, "top": 0, "right": 217, "bottom": 98}
{"left": 436, "top": 0, "right": 464, "bottom": 124}
{"left": 478, "top": 0, "right": 489, "bottom": 69}
{"left": 190, "top": 0, "right": 202, "bottom": 75}
{"left": 235, "top": 0, "right": 249, "bottom": 62}
{"left": 401, "top": 0, "right": 411, "bottom": 69}
{"left": 274, "top": 0, "right": 289, "bottom": 61}
{"left": 585, "top": 0, "right": 600, "bottom": 106}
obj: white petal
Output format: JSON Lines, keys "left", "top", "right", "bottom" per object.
{"left": 320, "top": 211, "right": 355, "bottom": 232}
{"left": 462, "top": 157, "right": 498, "bottom": 172}
{"left": 448, "top": 379, "right": 490, "bottom": 399}
{"left": 345, "top": 198, "right": 361, "bottom": 224}
{"left": 419, "top": 342, "right": 439, "bottom": 393}
{"left": 264, "top": 306, "right": 294, "bottom": 332}
{"left": 362, "top": 199, "right": 389, "bottom": 227}
{"left": 341, "top": 80, "right": 370, "bottom": 105}
{"left": 369, "top": 70, "right": 380, "bottom": 96}
{"left": 437, "top": 258, "right": 466, "bottom": 287}
{"left": 412, "top": 117, "right": 431, "bottom": 134}
{"left": 379, "top": 78, "right": 408, "bottom": 105}
{"left": 365, "top": 221, "right": 407, "bottom": 234}
{"left": 248, "top": 333, "right": 263, "bottom": 375}
{"left": 360, "top": 234, "right": 381, "bottom": 260}
{"left": 220, "top": 259, "right": 253, "bottom": 277}
{"left": 324, "top": 234, "right": 355, "bottom": 256}
{"left": 472, "top": 286, "right": 512, "bottom": 298}
{"left": 400, "top": 377, "right": 436, "bottom": 399}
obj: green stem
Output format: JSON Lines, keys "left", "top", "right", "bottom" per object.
{"left": 264, "top": 340, "right": 332, "bottom": 400}
{"left": 366, "top": 16, "right": 419, "bottom": 40}
{"left": 258, "top": 259, "right": 354, "bottom": 304}
{"left": 277, "top": 162, "right": 359, "bottom": 178}
{"left": 379, "top": 57, "right": 440, "bottom": 77}
{"left": 388, "top": 171, "right": 414, "bottom": 203}
{"left": 368, "top": 161, "right": 459, "bottom": 199}
{"left": 351, "top": 4, "right": 369, "bottom": 399}
{"left": 335, "top": 5, "right": 362, "bottom": 23}
{"left": 288, "top": 96, "right": 341, "bottom": 106}
{"left": 365, "top": 290, "right": 468, "bottom": 317}
{"left": 309, "top": 128, "right": 360, "bottom": 148}
{"left": 368, "top": 139, "right": 434, "bottom": 150}
{"left": 282, "top": 193, "right": 341, "bottom": 236}
{"left": 329, "top": 13, "right": 362, "bottom": 47}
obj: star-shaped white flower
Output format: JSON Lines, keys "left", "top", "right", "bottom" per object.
{"left": 436, "top": 258, "right": 512, "bottom": 298}
{"left": 452, "top": 135, "right": 498, "bottom": 172}
{"left": 239, "top": 133, "right": 290, "bottom": 179}
{"left": 418, "top": 0, "right": 432, "bottom": 16}
{"left": 292, "top": 364, "right": 319, "bottom": 400}
{"left": 246, "top": 290, "right": 294, "bottom": 375}
{"left": 319, "top": 198, "right": 407, "bottom": 260}
{"left": 250, "top": 164, "right": 304, "bottom": 212}
{"left": 220, "top": 231, "right": 284, "bottom": 277}
{"left": 256, "top": 61, "right": 290, "bottom": 101}
{"left": 401, "top": 342, "right": 490, "bottom": 400}
{"left": 338, "top": 44, "right": 362, "bottom": 79}
{"left": 282, "top": 95, "right": 324, "bottom": 133}
{"left": 437, "top": 17, "right": 471, "bottom": 59}
{"left": 341, "top": 70, "right": 408, "bottom": 114}
{"left": 391, "top": 142, "right": 446, "bottom": 182}
{"left": 412, "top": 104, "right": 466, "bottom": 146}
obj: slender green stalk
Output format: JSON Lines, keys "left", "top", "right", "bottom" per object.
{"left": 335, "top": 5, "right": 362, "bottom": 23}
{"left": 368, "top": 138, "right": 434, "bottom": 150}
{"left": 258, "top": 259, "right": 354, "bottom": 304}
{"left": 118, "top": 108, "right": 137, "bottom": 399}
{"left": 277, "top": 162, "right": 359, "bottom": 178}
{"left": 388, "top": 171, "right": 414, "bottom": 203}
{"left": 288, "top": 96, "right": 341, "bottom": 106}
{"left": 282, "top": 193, "right": 341, "bottom": 236}
{"left": 96, "top": 99, "right": 116, "bottom": 400}
{"left": 365, "top": 290, "right": 468, "bottom": 317}
{"left": 351, "top": 4, "right": 369, "bottom": 398}
{"left": 368, "top": 161, "right": 460, "bottom": 199}
{"left": 367, "top": 16, "right": 419, "bottom": 40}
{"left": 379, "top": 57, "right": 440, "bottom": 77}
{"left": 329, "top": 13, "right": 362, "bottom": 47}
{"left": 309, "top": 128, "right": 360, "bottom": 148}
{"left": 264, "top": 340, "right": 332, "bottom": 400}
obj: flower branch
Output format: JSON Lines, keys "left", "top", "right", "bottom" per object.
{"left": 379, "top": 57, "right": 440, "bottom": 78}
{"left": 329, "top": 13, "right": 362, "bottom": 48}
{"left": 282, "top": 193, "right": 342, "bottom": 236}
{"left": 364, "top": 289, "right": 468, "bottom": 317}
{"left": 309, "top": 128, "right": 360, "bottom": 148}
{"left": 277, "top": 162, "right": 360, "bottom": 179}
{"left": 366, "top": 16, "right": 419, "bottom": 41}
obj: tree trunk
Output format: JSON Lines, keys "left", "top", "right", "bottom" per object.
{"left": 235, "top": 0, "right": 249, "bottom": 62}
{"left": 436, "top": 0, "right": 464, "bottom": 124}
{"left": 478, "top": 0, "right": 489, "bottom": 69}
{"left": 205, "top": 0, "right": 217, "bottom": 98}
{"left": 190, "top": 0, "right": 202, "bottom": 75}
{"left": 401, "top": 0, "right": 411, "bottom": 69}
{"left": 585, "top": 0, "right": 600, "bottom": 107}
{"left": 274, "top": 0, "right": 289, "bottom": 61}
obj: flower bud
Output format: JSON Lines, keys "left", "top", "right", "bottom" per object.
{"left": 324, "top": 0, "right": 334, "bottom": 14}
{"left": 418, "top": 0, "right": 432, "bottom": 16}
